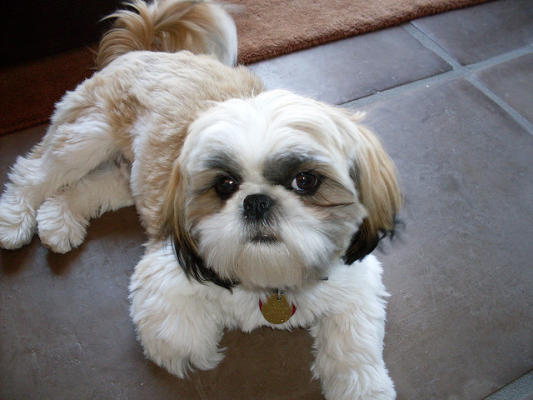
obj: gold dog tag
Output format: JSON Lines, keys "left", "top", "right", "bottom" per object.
{"left": 259, "top": 293, "right": 296, "bottom": 324}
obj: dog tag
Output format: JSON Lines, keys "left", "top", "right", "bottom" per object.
{"left": 259, "top": 293, "right": 296, "bottom": 324}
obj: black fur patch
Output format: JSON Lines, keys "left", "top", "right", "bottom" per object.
{"left": 172, "top": 237, "right": 238, "bottom": 290}
{"left": 343, "top": 217, "right": 402, "bottom": 264}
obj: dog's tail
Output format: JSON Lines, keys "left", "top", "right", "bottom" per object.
{"left": 96, "top": 0, "right": 237, "bottom": 69}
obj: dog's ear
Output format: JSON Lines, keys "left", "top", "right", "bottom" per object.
{"left": 343, "top": 121, "right": 401, "bottom": 264}
{"left": 160, "top": 160, "right": 236, "bottom": 289}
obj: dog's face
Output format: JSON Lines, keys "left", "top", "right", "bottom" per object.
{"left": 162, "top": 90, "right": 400, "bottom": 289}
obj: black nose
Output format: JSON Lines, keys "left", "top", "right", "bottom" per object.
{"left": 243, "top": 194, "right": 273, "bottom": 221}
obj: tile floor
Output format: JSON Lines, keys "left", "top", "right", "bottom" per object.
{"left": 1, "top": 0, "right": 532, "bottom": 399}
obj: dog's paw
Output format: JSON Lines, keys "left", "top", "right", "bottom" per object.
{"left": 147, "top": 345, "right": 225, "bottom": 378}
{"left": 0, "top": 191, "right": 36, "bottom": 249}
{"left": 37, "top": 196, "right": 88, "bottom": 254}
{"left": 317, "top": 368, "right": 396, "bottom": 400}
{"left": 134, "top": 311, "right": 225, "bottom": 377}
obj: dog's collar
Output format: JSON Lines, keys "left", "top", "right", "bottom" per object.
{"left": 256, "top": 275, "right": 329, "bottom": 324}
{"left": 259, "top": 289, "right": 296, "bottom": 325}
{"left": 204, "top": 270, "right": 328, "bottom": 324}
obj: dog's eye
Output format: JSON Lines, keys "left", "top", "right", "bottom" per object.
{"left": 291, "top": 172, "right": 320, "bottom": 195}
{"left": 215, "top": 175, "right": 239, "bottom": 199}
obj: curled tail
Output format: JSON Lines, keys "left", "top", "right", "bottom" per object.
{"left": 96, "top": 0, "right": 237, "bottom": 69}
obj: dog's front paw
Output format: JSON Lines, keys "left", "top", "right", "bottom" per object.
{"left": 0, "top": 190, "right": 37, "bottom": 249}
{"left": 131, "top": 268, "right": 226, "bottom": 377}
{"left": 151, "top": 348, "right": 225, "bottom": 379}
{"left": 36, "top": 196, "right": 88, "bottom": 254}
{"left": 318, "top": 369, "right": 396, "bottom": 400}
{"left": 139, "top": 328, "right": 226, "bottom": 378}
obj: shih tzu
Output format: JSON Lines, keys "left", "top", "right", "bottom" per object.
{"left": 0, "top": 1, "right": 401, "bottom": 399}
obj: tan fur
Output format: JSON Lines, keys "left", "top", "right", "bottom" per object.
{"left": 281, "top": 102, "right": 401, "bottom": 247}
{"left": 354, "top": 124, "right": 401, "bottom": 241}
{"left": 160, "top": 160, "right": 199, "bottom": 255}
{"left": 38, "top": 49, "right": 263, "bottom": 246}
{"left": 183, "top": 171, "right": 225, "bottom": 232}
{"left": 112, "top": 53, "right": 264, "bottom": 239}
{"left": 97, "top": 0, "right": 235, "bottom": 69}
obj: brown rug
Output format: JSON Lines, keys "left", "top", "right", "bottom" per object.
{"left": 0, "top": 0, "right": 489, "bottom": 136}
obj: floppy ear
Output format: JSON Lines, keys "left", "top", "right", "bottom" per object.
{"left": 343, "top": 122, "right": 401, "bottom": 263}
{"left": 160, "top": 159, "right": 236, "bottom": 289}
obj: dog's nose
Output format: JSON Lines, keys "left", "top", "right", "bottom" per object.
{"left": 243, "top": 194, "right": 273, "bottom": 221}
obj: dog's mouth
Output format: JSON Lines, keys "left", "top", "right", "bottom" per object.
{"left": 250, "top": 233, "right": 279, "bottom": 244}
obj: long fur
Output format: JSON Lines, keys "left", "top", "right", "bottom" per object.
{"left": 0, "top": 1, "right": 400, "bottom": 399}
{"left": 97, "top": 0, "right": 238, "bottom": 68}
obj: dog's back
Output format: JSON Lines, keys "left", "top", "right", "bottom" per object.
{"left": 96, "top": 0, "right": 238, "bottom": 69}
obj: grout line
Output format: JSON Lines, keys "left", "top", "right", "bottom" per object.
{"left": 406, "top": 20, "right": 533, "bottom": 135}
{"left": 465, "top": 45, "right": 533, "bottom": 72}
{"left": 405, "top": 23, "right": 533, "bottom": 73}
{"left": 343, "top": 22, "right": 533, "bottom": 135}
{"left": 403, "top": 23, "right": 462, "bottom": 69}
{"left": 342, "top": 69, "right": 461, "bottom": 108}
{"left": 467, "top": 76, "right": 533, "bottom": 135}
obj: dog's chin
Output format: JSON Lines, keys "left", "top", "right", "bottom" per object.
{"left": 249, "top": 233, "right": 278, "bottom": 244}
{"left": 195, "top": 212, "right": 345, "bottom": 289}
{"left": 202, "top": 236, "right": 322, "bottom": 289}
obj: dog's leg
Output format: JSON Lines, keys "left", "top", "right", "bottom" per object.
{"left": 310, "top": 308, "right": 396, "bottom": 400}
{"left": 0, "top": 115, "right": 119, "bottom": 250}
{"left": 130, "top": 246, "right": 226, "bottom": 377}
{"left": 36, "top": 159, "right": 133, "bottom": 253}
{"left": 309, "top": 259, "right": 396, "bottom": 400}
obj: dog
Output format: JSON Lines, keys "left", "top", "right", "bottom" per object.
{"left": 0, "top": 1, "right": 401, "bottom": 398}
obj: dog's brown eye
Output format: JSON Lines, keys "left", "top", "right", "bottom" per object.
{"left": 291, "top": 172, "right": 320, "bottom": 195}
{"left": 215, "top": 176, "right": 239, "bottom": 199}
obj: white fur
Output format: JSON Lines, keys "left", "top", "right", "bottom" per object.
{"left": 201, "top": 1, "right": 238, "bottom": 66}
{"left": 37, "top": 160, "right": 133, "bottom": 253}
{"left": 131, "top": 243, "right": 395, "bottom": 399}
{"left": 182, "top": 93, "right": 368, "bottom": 288}
{"left": 0, "top": 112, "right": 119, "bottom": 250}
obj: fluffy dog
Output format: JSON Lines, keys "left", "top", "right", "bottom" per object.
{"left": 0, "top": 1, "right": 401, "bottom": 399}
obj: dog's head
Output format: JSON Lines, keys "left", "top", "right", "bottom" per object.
{"left": 161, "top": 90, "right": 400, "bottom": 289}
